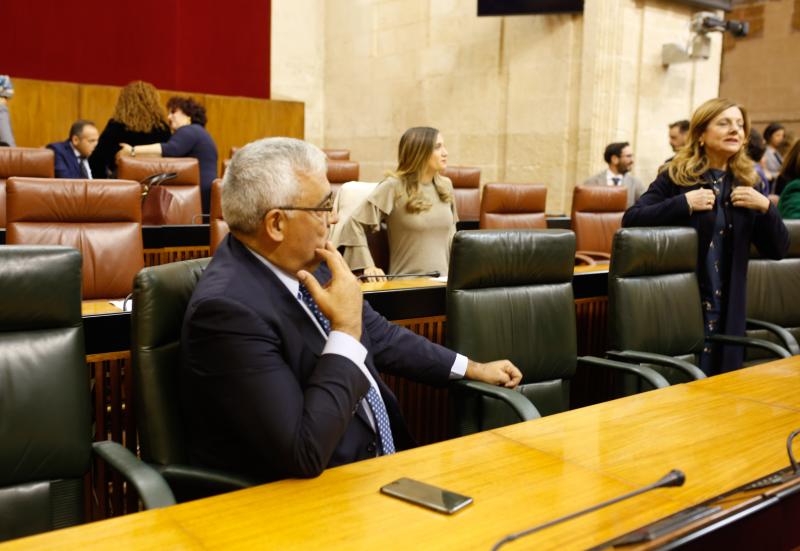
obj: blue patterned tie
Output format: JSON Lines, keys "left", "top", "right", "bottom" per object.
{"left": 297, "top": 283, "right": 395, "bottom": 455}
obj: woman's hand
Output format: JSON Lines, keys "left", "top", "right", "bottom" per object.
{"left": 731, "top": 185, "right": 771, "bottom": 213}
{"left": 361, "top": 267, "right": 386, "bottom": 283}
{"left": 117, "top": 143, "right": 133, "bottom": 159}
{"left": 685, "top": 188, "right": 716, "bottom": 213}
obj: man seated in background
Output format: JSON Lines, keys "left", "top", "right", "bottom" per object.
{"left": 583, "top": 141, "right": 644, "bottom": 208}
{"left": 668, "top": 119, "right": 690, "bottom": 154}
{"left": 46, "top": 120, "right": 99, "bottom": 179}
{"left": 181, "top": 137, "right": 521, "bottom": 482}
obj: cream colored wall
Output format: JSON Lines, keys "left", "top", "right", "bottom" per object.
{"left": 273, "top": 0, "right": 722, "bottom": 213}
{"left": 271, "top": 0, "right": 326, "bottom": 145}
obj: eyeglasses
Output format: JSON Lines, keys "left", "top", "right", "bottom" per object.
{"left": 272, "top": 191, "right": 335, "bottom": 220}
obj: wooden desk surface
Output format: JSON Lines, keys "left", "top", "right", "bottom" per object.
{"left": 81, "top": 299, "right": 123, "bottom": 316}
{"left": 7, "top": 358, "right": 800, "bottom": 550}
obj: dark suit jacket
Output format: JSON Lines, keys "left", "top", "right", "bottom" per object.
{"left": 181, "top": 234, "right": 455, "bottom": 482}
{"left": 622, "top": 171, "right": 789, "bottom": 373}
{"left": 46, "top": 140, "right": 83, "bottom": 179}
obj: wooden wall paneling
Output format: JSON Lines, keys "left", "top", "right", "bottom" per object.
{"left": 203, "top": 94, "right": 304, "bottom": 174}
{"left": 80, "top": 84, "right": 130, "bottom": 131}
{"left": 10, "top": 78, "right": 80, "bottom": 147}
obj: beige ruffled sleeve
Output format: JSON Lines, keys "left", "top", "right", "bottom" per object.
{"left": 339, "top": 179, "right": 398, "bottom": 271}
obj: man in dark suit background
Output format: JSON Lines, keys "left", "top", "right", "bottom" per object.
{"left": 181, "top": 137, "right": 521, "bottom": 482}
{"left": 46, "top": 120, "right": 99, "bottom": 178}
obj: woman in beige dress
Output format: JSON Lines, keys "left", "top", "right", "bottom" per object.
{"left": 340, "top": 127, "right": 457, "bottom": 279}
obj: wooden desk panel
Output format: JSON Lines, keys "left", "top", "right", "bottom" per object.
{"left": 2, "top": 432, "right": 687, "bottom": 551}
{"left": 495, "top": 382, "right": 800, "bottom": 503}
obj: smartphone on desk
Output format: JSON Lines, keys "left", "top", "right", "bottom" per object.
{"left": 380, "top": 477, "right": 473, "bottom": 514}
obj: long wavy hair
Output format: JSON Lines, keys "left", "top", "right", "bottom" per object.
{"left": 390, "top": 126, "right": 452, "bottom": 213}
{"left": 666, "top": 98, "right": 759, "bottom": 187}
{"left": 111, "top": 81, "right": 169, "bottom": 133}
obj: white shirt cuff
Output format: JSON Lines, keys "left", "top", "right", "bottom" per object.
{"left": 450, "top": 353, "right": 468, "bottom": 380}
{"left": 323, "top": 330, "right": 371, "bottom": 381}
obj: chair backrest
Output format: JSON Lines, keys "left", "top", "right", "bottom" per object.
{"left": 117, "top": 157, "right": 201, "bottom": 225}
{"left": 209, "top": 178, "right": 229, "bottom": 255}
{"left": 608, "top": 227, "right": 705, "bottom": 363}
{"left": 0, "top": 147, "right": 55, "bottom": 228}
{"left": 327, "top": 160, "right": 359, "bottom": 194}
{"left": 447, "top": 230, "right": 577, "bottom": 430}
{"left": 323, "top": 148, "right": 350, "bottom": 160}
{"left": 132, "top": 257, "right": 212, "bottom": 469}
{"left": 746, "top": 219, "right": 800, "bottom": 358}
{"left": 442, "top": 165, "right": 480, "bottom": 221}
{"left": 0, "top": 246, "right": 89, "bottom": 541}
{"left": 479, "top": 183, "right": 547, "bottom": 229}
{"left": 571, "top": 184, "right": 627, "bottom": 254}
{"left": 6, "top": 178, "right": 144, "bottom": 299}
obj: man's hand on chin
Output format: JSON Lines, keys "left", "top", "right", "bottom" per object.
{"left": 465, "top": 359, "right": 522, "bottom": 389}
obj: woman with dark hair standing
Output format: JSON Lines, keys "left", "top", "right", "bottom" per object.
{"left": 89, "top": 81, "right": 171, "bottom": 178}
{"left": 763, "top": 122, "right": 785, "bottom": 180}
{"left": 623, "top": 98, "right": 789, "bottom": 375}
{"left": 340, "top": 126, "right": 457, "bottom": 279}
{"left": 118, "top": 96, "right": 218, "bottom": 213}
{"left": 777, "top": 140, "right": 800, "bottom": 218}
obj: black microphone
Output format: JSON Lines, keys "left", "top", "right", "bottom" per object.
{"left": 491, "top": 469, "right": 686, "bottom": 551}
{"left": 357, "top": 271, "right": 441, "bottom": 280}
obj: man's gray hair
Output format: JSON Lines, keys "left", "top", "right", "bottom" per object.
{"left": 222, "top": 137, "right": 327, "bottom": 235}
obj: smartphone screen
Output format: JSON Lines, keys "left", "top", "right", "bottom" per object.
{"left": 380, "top": 477, "right": 473, "bottom": 514}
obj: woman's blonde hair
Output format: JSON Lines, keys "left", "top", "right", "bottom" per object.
{"left": 666, "top": 98, "right": 759, "bottom": 187}
{"left": 111, "top": 81, "right": 169, "bottom": 133}
{"left": 390, "top": 126, "right": 452, "bottom": 213}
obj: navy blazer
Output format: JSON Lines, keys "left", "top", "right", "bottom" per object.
{"left": 46, "top": 140, "right": 84, "bottom": 179}
{"left": 623, "top": 170, "right": 789, "bottom": 373}
{"left": 181, "top": 234, "right": 455, "bottom": 482}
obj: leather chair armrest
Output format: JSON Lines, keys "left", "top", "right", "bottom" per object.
{"left": 708, "top": 334, "right": 791, "bottom": 359}
{"left": 92, "top": 440, "right": 176, "bottom": 509}
{"left": 577, "top": 355, "right": 670, "bottom": 389}
{"left": 606, "top": 350, "right": 706, "bottom": 380}
{"left": 576, "top": 250, "right": 611, "bottom": 261}
{"left": 451, "top": 379, "right": 540, "bottom": 422}
{"left": 574, "top": 252, "right": 597, "bottom": 266}
{"left": 159, "top": 464, "right": 259, "bottom": 493}
{"left": 746, "top": 318, "right": 800, "bottom": 355}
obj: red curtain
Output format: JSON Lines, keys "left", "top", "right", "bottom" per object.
{"left": 4, "top": 0, "right": 270, "bottom": 98}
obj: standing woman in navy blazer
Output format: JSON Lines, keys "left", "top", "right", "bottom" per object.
{"left": 623, "top": 98, "right": 789, "bottom": 375}
{"left": 117, "top": 96, "right": 218, "bottom": 214}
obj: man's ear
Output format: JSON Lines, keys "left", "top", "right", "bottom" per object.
{"left": 70, "top": 135, "right": 81, "bottom": 148}
{"left": 263, "top": 209, "right": 286, "bottom": 242}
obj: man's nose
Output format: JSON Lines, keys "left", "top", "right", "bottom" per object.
{"left": 328, "top": 206, "right": 339, "bottom": 226}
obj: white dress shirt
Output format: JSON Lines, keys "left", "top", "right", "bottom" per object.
{"left": 71, "top": 143, "right": 92, "bottom": 179}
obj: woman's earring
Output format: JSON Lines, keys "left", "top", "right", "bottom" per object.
{"left": 699, "top": 141, "right": 704, "bottom": 147}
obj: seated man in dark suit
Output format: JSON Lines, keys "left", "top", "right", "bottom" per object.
{"left": 181, "top": 137, "right": 521, "bottom": 482}
{"left": 46, "top": 120, "right": 99, "bottom": 178}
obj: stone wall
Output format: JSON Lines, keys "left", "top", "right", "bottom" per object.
{"left": 272, "top": 0, "right": 723, "bottom": 213}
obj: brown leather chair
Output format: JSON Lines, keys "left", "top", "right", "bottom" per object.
{"left": 0, "top": 147, "right": 55, "bottom": 228}
{"left": 442, "top": 165, "right": 480, "bottom": 221}
{"left": 117, "top": 157, "right": 202, "bottom": 225}
{"left": 209, "top": 178, "right": 229, "bottom": 255}
{"left": 479, "top": 183, "right": 547, "bottom": 229}
{"left": 571, "top": 184, "right": 627, "bottom": 265}
{"left": 6, "top": 178, "right": 144, "bottom": 299}
{"left": 327, "top": 160, "right": 359, "bottom": 194}
{"left": 323, "top": 149, "right": 350, "bottom": 160}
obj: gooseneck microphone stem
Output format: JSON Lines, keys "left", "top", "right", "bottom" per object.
{"left": 357, "top": 271, "right": 440, "bottom": 280}
{"left": 491, "top": 469, "right": 686, "bottom": 551}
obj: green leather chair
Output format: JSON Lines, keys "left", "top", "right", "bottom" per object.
{"left": 607, "top": 227, "right": 789, "bottom": 381}
{"left": 0, "top": 246, "right": 174, "bottom": 543}
{"left": 446, "top": 230, "right": 668, "bottom": 435}
{"left": 745, "top": 219, "right": 800, "bottom": 362}
{"left": 132, "top": 257, "right": 257, "bottom": 502}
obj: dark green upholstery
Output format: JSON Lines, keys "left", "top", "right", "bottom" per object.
{"left": 446, "top": 230, "right": 668, "bottom": 435}
{"left": 132, "top": 258, "right": 256, "bottom": 501}
{"left": 609, "top": 227, "right": 787, "bottom": 381}
{"left": 746, "top": 219, "right": 800, "bottom": 362}
{"left": 0, "top": 246, "right": 173, "bottom": 543}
